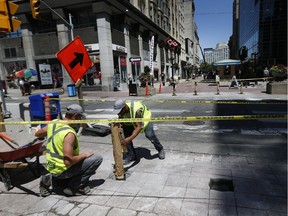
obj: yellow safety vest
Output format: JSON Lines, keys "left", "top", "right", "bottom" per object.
{"left": 123, "top": 101, "right": 151, "bottom": 132}
{"left": 46, "top": 120, "right": 79, "bottom": 174}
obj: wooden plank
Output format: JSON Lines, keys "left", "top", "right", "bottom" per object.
{"left": 111, "top": 123, "right": 125, "bottom": 180}
{"left": 0, "top": 162, "right": 28, "bottom": 168}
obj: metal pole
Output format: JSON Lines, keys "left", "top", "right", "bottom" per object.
{"left": 69, "top": 13, "right": 74, "bottom": 40}
{"left": 40, "top": 0, "right": 72, "bottom": 28}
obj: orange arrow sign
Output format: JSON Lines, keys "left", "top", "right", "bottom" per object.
{"left": 56, "top": 36, "right": 92, "bottom": 84}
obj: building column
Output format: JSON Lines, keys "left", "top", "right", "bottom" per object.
{"left": 156, "top": 44, "right": 161, "bottom": 80}
{"left": 56, "top": 24, "right": 71, "bottom": 87}
{"left": 124, "top": 26, "right": 132, "bottom": 79}
{"left": 22, "top": 29, "right": 35, "bottom": 70}
{"left": 138, "top": 33, "right": 144, "bottom": 72}
{"left": 97, "top": 13, "right": 114, "bottom": 91}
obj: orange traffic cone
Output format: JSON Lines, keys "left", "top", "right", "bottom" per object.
{"left": 145, "top": 81, "right": 149, "bottom": 96}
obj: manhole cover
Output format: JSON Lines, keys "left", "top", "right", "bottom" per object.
{"left": 183, "top": 121, "right": 205, "bottom": 126}
{"left": 209, "top": 178, "right": 234, "bottom": 191}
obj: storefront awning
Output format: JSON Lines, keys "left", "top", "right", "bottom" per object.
{"left": 213, "top": 59, "right": 241, "bottom": 66}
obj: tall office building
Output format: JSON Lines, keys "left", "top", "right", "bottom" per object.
{"left": 183, "top": 0, "right": 200, "bottom": 77}
{"left": 235, "top": 0, "right": 287, "bottom": 67}
{"left": 204, "top": 43, "right": 230, "bottom": 64}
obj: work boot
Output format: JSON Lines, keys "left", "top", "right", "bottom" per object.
{"left": 158, "top": 149, "right": 165, "bottom": 160}
{"left": 63, "top": 185, "right": 91, "bottom": 196}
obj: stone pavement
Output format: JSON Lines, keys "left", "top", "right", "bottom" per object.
{"left": 0, "top": 78, "right": 287, "bottom": 216}
{"left": 6, "top": 77, "right": 285, "bottom": 100}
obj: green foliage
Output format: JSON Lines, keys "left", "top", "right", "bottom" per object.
{"left": 200, "top": 62, "right": 216, "bottom": 72}
{"left": 144, "top": 66, "right": 151, "bottom": 73}
{"left": 269, "top": 64, "right": 287, "bottom": 75}
{"left": 139, "top": 66, "right": 153, "bottom": 87}
{"left": 269, "top": 64, "right": 287, "bottom": 81}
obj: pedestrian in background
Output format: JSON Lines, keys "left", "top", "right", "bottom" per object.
{"left": 264, "top": 67, "right": 269, "bottom": 77}
{"left": 113, "top": 99, "right": 165, "bottom": 165}
{"left": 35, "top": 104, "right": 103, "bottom": 197}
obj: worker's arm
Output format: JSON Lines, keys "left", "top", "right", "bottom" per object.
{"left": 34, "top": 125, "right": 48, "bottom": 138}
{"left": 121, "top": 122, "right": 142, "bottom": 145}
{"left": 121, "top": 108, "right": 143, "bottom": 145}
{"left": 62, "top": 133, "right": 93, "bottom": 167}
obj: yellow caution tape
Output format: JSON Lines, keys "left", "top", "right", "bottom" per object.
{"left": 48, "top": 97, "right": 287, "bottom": 105}
{"left": 200, "top": 77, "right": 273, "bottom": 82}
{"left": 1, "top": 114, "right": 286, "bottom": 125}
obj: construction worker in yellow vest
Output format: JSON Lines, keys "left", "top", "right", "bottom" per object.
{"left": 113, "top": 99, "right": 165, "bottom": 165}
{"left": 35, "top": 104, "right": 103, "bottom": 197}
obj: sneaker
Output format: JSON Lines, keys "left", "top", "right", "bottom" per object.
{"left": 123, "top": 157, "right": 136, "bottom": 166}
{"left": 158, "top": 149, "right": 165, "bottom": 160}
{"left": 39, "top": 174, "right": 52, "bottom": 197}
{"left": 63, "top": 186, "right": 91, "bottom": 196}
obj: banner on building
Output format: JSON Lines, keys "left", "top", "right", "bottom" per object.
{"left": 149, "top": 36, "right": 154, "bottom": 74}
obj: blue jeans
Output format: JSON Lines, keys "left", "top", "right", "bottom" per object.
{"left": 53, "top": 155, "right": 103, "bottom": 189}
{"left": 123, "top": 122, "right": 163, "bottom": 160}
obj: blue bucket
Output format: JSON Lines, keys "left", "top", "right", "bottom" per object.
{"left": 67, "top": 84, "right": 76, "bottom": 97}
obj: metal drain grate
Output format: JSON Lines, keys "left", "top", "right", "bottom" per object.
{"left": 209, "top": 178, "right": 234, "bottom": 191}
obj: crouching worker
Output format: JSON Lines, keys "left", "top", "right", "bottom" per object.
{"left": 113, "top": 99, "right": 165, "bottom": 165}
{"left": 35, "top": 104, "right": 103, "bottom": 197}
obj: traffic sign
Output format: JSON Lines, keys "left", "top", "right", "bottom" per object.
{"left": 129, "top": 57, "right": 141, "bottom": 62}
{"left": 56, "top": 36, "right": 93, "bottom": 84}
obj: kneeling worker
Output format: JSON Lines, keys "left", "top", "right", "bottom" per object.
{"left": 35, "top": 104, "right": 103, "bottom": 196}
{"left": 113, "top": 99, "right": 165, "bottom": 165}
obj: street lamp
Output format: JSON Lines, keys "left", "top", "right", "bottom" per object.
{"left": 169, "top": 57, "right": 175, "bottom": 79}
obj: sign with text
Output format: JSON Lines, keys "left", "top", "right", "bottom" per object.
{"left": 149, "top": 36, "right": 154, "bottom": 73}
{"left": 56, "top": 36, "right": 93, "bottom": 84}
{"left": 39, "top": 64, "right": 53, "bottom": 85}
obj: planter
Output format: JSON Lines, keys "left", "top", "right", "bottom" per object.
{"left": 272, "top": 72, "right": 287, "bottom": 82}
{"left": 266, "top": 82, "right": 287, "bottom": 94}
{"left": 137, "top": 86, "right": 156, "bottom": 96}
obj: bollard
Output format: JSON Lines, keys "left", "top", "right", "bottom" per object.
{"left": 44, "top": 96, "right": 51, "bottom": 121}
{"left": 159, "top": 81, "right": 162, "bottom": 93}
{"left": 145, "top": 81, "right": 149, "bottom": 96}
{"left": 193, "top": 81, "right": 198, "bottom": 95}
{"left": 171, "top": 79, "right": 176, "bottom": 96}
{"left": 111, "top": 123, "right": 126, "bottom": 180}
{"left": 240, "top": 82, "right": 243, "bottom": 94}
{"left": 172, "top": 83, "right": 176, "bottom": 96}
{"left": 216, "top": 81, "right": 220, "bottom": 95}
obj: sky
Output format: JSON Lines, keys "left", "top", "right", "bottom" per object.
{"left": 194, "top": 0, "right": 233, "bottom": 49}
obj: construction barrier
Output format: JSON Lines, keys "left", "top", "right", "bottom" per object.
{"left": 44, "top": 96, "right": 51, "bottom": 121}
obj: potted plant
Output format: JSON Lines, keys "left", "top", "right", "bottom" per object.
{"left": 139, "top": 66, "right": 153, "bottom": 87}
{"left": 269, "top": 64, "right": 287, "bottom": 82}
